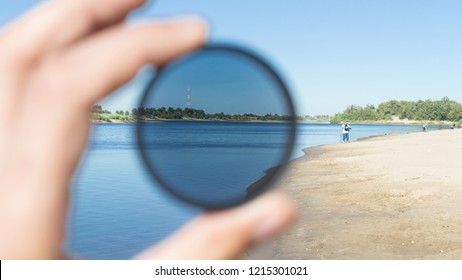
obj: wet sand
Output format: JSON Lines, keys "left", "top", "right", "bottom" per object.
{"left": 248, "top": 129, "right": 462, "bottom": 259}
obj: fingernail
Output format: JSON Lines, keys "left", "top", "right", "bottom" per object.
{"left": 169, "top": 16, "right": 210, "bottom": 41}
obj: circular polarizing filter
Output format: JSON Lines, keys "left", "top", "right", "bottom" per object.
{"left": 136, "top": 45, "right": 296, "bottom": 209}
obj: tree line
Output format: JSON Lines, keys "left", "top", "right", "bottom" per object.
{"left": 331, "top": 97, "right": 462, "bottom": 123}
{"left": 91, "top": 105, "right": 131, "bottom": 122}
{"left": 132, "top": 107, "right": 292, "bottom": 121}
{"left": 91, "top": 105, "right": 292, "bottom": 122}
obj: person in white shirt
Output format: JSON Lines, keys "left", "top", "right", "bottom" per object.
{"left": 340, "top": 122, "right": 351, "bottom": 142}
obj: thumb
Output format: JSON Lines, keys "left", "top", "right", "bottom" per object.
{"left": 135, "top": 192, "right": 297, "bottom": 260}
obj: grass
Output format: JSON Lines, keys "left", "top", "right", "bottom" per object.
{"left": 91, "top": 113, "right": 133, "bottom": 123}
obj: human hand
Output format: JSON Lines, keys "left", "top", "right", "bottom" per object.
{"left": 0, "top": 0, "right": 296, "bottom": 259}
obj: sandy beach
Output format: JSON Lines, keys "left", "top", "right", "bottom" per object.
{"left": 248, "top": 129, "right": 462, "bottom": 259}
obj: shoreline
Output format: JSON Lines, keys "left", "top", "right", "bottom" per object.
{"left": 247, "top": 129, "right": 462, "bottom": 259}
{"left": 247, "top": 129, "right": 431, "bottom": 197}
{"left": 334, "top": 120, "right": 455, "bottom": 126}
{"left": 92, "top": 118, "right": 457, "bottom": 127}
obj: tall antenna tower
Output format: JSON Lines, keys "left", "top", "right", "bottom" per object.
{"left": 186, "top": 85, "right": 191, "bottom": 108}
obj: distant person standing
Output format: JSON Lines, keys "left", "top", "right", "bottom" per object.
{"left": 341, "top": 122, "right": 352, "bottom": 142}
{"left": 422, "top": 124, "right": 428, "bottom": 132}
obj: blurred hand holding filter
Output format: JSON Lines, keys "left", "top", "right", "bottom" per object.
{"left": 136, "top": 45, "right": 296, "bottom": 209}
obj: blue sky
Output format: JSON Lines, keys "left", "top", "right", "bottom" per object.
{"left": 143, "top": 49, "right": 290, "bottom": 115}
{"left": 1, "top": 0, "right": 461, "bottom": 115}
